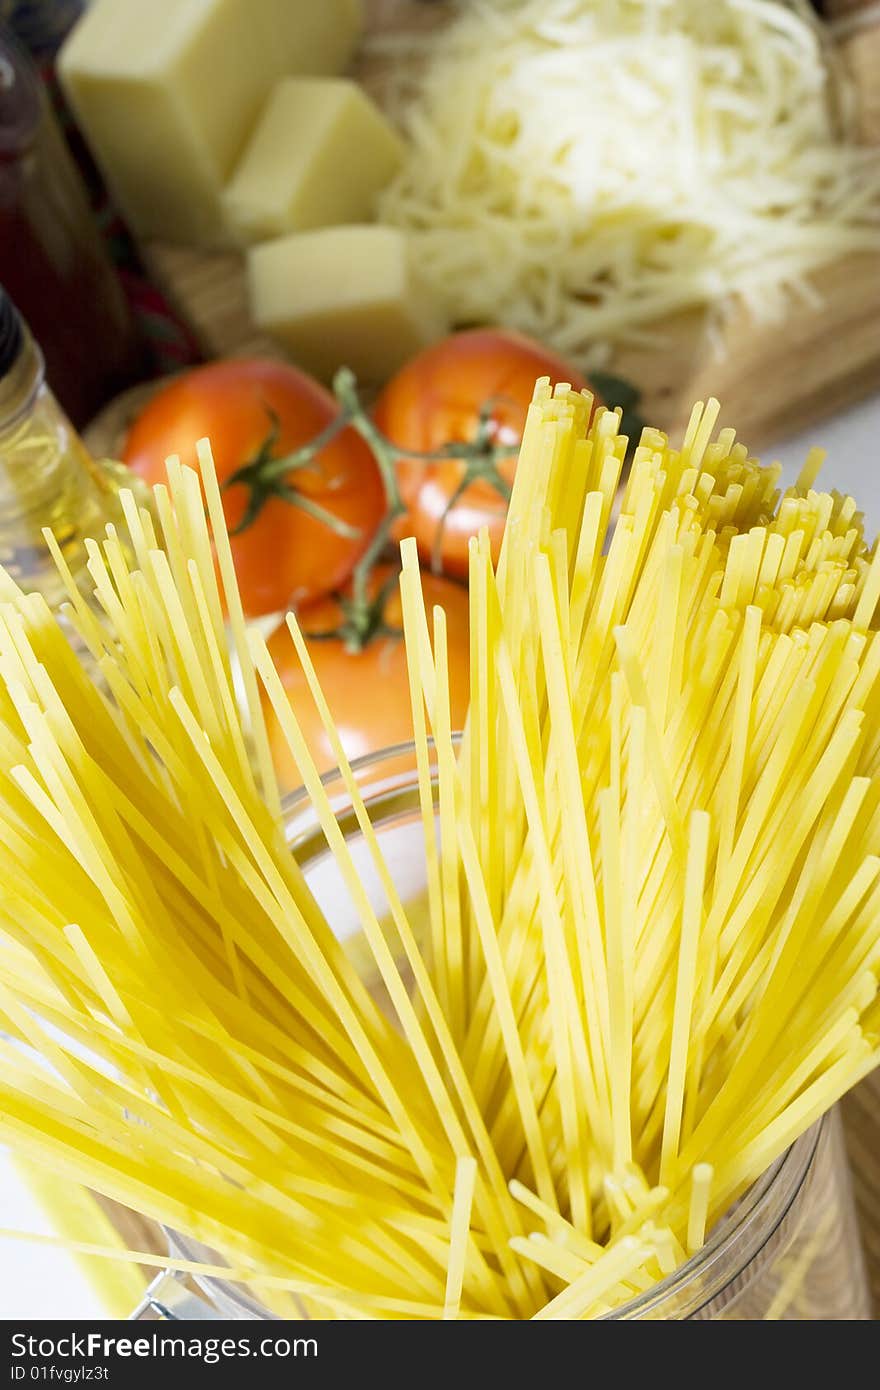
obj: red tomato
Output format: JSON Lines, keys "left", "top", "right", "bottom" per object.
{"left": 123, "top": 359, "right": 385, "bottom": 618}
{"left": 263, "top": 566, "right": 470, "bottom": 782}
{"left": 374, "top": 329, "right": 592, "bottom": 579}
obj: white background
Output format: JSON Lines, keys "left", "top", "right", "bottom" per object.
{"left": 1, "top": 391, "right": 879, "bottom": 1319}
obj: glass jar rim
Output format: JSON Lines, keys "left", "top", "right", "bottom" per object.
{"left": 170, "top": 738, "right": 828, "bottom": 1319}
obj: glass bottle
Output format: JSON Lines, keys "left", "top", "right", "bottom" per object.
{"left": 0, "top": 27, "right": 146, "bottom": 426}
{"left": 0, "top": 287, "right": 133, "bottom": 607}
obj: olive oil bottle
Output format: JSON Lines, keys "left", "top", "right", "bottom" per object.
{"left": 0, "top": 288, "right": 138, "bottom": 609}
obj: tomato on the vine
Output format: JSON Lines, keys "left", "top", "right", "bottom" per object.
{"left": 123, "top": 358, "right": 385, "bottom": 618}
{"left": 374, "top": 329, "right": 592, "bottom": 580}
{"left": 263, "top": 565, "right": 470, "bottom": 782}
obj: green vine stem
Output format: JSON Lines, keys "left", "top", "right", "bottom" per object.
{"left": 222, "top": 367, "right": 523, "bottom": 649}
{"left": 223, "top": 407, "right": 361, "bottom": 540}
{"left": 425, "top": 397, "right": 514, "bottom": 574}
{"left": 331, "top": 367, "right": 411, "bottom": 632}
{"left": 303, "top": 566, "right": 404, "bottom": 654}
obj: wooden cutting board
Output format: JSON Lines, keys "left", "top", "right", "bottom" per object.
{"left": 139, "top": 0, "right": 880, "bottom": 451}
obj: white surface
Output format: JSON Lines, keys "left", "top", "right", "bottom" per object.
{"left": 0, "top": 1156, "right": 109, "bottom": 1320}
{"left": 1, "top": 390, "right": 879, "bottom": 1321}
{"left": 767, "top": 394, "right": 880, "bottom": 523}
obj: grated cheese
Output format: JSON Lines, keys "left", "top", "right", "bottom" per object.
{"left": 371, "top": 0, "right": 880, "bottom": 367}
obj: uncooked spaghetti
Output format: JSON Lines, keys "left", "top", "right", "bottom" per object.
{"left": 0, "top": 387, "right": 878, "bottom": 1318}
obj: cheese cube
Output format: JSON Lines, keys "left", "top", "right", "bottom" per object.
{"left": 247, "top": 226, "right": 447, "bottom": 383}
{"left": 223, "top": 78, "right": 405, "bottom": 244}
{"left": 59, "top": 0, "right": 364, "bottom": 247}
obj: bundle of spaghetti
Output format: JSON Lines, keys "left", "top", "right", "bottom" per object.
{"left": 399, "top": 384, "right": 880, "bottom": 1287}
{"left": 0, "top": 387, "right": 878, "bottom": 1319}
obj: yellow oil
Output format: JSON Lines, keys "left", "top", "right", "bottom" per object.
{"left": 0, "top": 368, "right": 142, "bottom": 609}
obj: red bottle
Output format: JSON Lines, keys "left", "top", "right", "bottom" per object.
{"left": 0, "top": 29, "right": 146, "bottom": 425}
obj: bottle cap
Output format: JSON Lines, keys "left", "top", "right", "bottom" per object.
{"left": 0, "top": 287, "right": 23, "bottom": 376}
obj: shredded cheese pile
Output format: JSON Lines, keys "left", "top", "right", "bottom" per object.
{"left": 373, "top": 0, "right": 880, "bottom": 364}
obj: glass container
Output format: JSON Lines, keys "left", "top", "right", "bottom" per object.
{"left": 131, "top": 744, "right": 873, "bottom": 1322}
{"left": 0, "top": 289, "right": 138, "bottom": 607}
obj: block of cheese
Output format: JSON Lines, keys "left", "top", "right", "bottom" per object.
{"left": 247, "top": 226, "right": 447, "bottom": 383}
{"left": 58, "top": 0, "right": 364, "bottom": 247}
{"left": 223, "top": 78, "right": 405, "bottom": 244}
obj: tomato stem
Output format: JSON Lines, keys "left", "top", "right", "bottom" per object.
{"left": 427, "top": 399, "right": 515, "bottom": 573}
{"left": 307, "top": 567, "right": 402, "bottom": 653}
{"left": 223, "top": 406, "right": 363, "bottom": 539}
{"left": 222, "top": 369, "right": 522, "bottom": 649}
{"left": 223, "top": 376, "right": 518, "bottom": 549}
{"left": 331, "top": 368, "right": 411, "bottom": 623}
